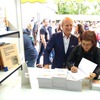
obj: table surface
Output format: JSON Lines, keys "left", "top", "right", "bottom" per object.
{"left": 26, "top": 67, "right": 100, "bottom": 99}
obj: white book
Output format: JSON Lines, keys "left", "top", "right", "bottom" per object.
{"left": 52, "top": 68, "right": 68, "bottom": 88}
{"left": 37, "top": 69, "right": 54, "bottom": 88}
{"left": 66, "top": 72, "right": 82, "bottom": 91}
{"left": 53, "top": 68, "right": 68, "bottom": 78}
{"left": 68, "top": 58, "right": 97, "bottom": 80}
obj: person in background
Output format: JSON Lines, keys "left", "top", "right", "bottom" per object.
{"left": 96, "top": 33, "right": 100, "bottom": 47}
{"left": 66, "top": 30, "right": 100, "bottom": 79}
{"left": 47, "top": 20, "right": 56, "bottom": 64}
{"left": 74, "top": 24, "right": 84, "bottom": 44}
{"left": 23, "top": 30, "right": 38, "bottom": 67}
{"left": 47, "top": 20, "right": 52, "bottom": 38}
{"left": 31, "top": 17, "right": 38, "bottom": 45}
{"left": 4, "top": 17, "right": 9, "bottom": 31}
{"left": 23, "top": 23, "right": 34, "bottom": 43}
{"left": 36, "top": 18, "right": 49, "bottom": 68}
{"left": 55, "top": 20, "right": 62, "bottom": 33}
{"left": 84, "top": 22, "right": 89, "bottom": 31}
{"left": 43, "top": 17, "right": 78, "bottom": 69}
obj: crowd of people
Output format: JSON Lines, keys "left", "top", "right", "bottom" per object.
{"left": 23, "top": 16, "right": 100, "bottom": 80}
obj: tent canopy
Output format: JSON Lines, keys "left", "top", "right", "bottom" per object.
{"left": 21, "top": 0, "right": 47, "bottom": 3}
{"left": 21, "top": 0, "right": 99, "bottom": 4}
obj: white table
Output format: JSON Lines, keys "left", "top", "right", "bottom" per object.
{"left": 21, "top": 67, "right": 100, "bottom": 100}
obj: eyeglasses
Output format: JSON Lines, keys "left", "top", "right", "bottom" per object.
{"left": 82, "top": 42, "right": 92, "bottom": 47}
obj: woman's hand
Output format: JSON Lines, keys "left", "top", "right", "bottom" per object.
{"left": 86, "top": 73, "right": 96, "bottom": 79}
{"left": 71, "top": 66, "right": 78, "bottom": 73}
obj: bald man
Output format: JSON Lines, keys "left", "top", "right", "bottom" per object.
{"left": 43, "top": 17, "right": 78, "bottom": 69}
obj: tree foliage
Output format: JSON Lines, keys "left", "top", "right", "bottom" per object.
{"left": 55, "top": 0, "right": 100, "bottom": 15}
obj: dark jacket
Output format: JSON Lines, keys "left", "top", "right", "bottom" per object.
{"left": 43, "top": 32, "right": 78, "bottom": 69}
{"left": 23, "top": 33, "right": 38, "bottom": 61}
{"left": 66, "top": 45, "right": 100, "bottom": 79}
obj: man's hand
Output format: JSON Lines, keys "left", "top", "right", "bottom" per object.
{"left": 44, "top": 64, "right": 50, "bottom": 69}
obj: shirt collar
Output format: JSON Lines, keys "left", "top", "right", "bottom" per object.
{"left": 63, "top": 32, "right": 71, "bottom": 39}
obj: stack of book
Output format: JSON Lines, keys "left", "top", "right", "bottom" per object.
{"left": 37, "top": 58, "right": 97, "bottom": 91}
{"left": 52, "top": 69, "right": 68, "bottom": 90}
{"left": 66, "top": 72, "right": 82, "bottom": 91}
{"left": 37, "top": 69, "right": 54, "bottom": 88}
{"left": 92, "top": 79, "right": 100, "bottom": 91}
{"left": 82, "top": 78, "right": 92, "bottom": 90}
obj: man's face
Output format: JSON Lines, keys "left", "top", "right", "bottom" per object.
{"left": 62, "top": 19, "right": 73, "bottom": 36}
{"left": 44, "top": 19, "right": 49, "bottom": 27}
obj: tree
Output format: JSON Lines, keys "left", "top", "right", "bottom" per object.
{"left": 54, "top": 0, "right": 100, "bottom": 15}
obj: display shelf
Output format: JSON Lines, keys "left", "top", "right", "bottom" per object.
{"left": 0, "top": 31, "right": 20, "bottom": 38}
{"left": 0, "top": 31, "right": 22, "bottom": 84}
{"left": 0, "top": 64, "right": 22, "bottom": 84}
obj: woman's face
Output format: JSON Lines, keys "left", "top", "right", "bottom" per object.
{"left": 81, "top": 40, "right": 93, "bottom": 52}
{"left": 75, "top": 25, "right": 78, "bottom": 32}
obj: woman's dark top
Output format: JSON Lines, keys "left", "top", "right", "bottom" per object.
{"left": 66, "top": 45, "right": 100, "bottom": 79}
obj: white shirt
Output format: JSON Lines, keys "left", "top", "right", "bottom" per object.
{"left": 63, "top": 33, "right": 71, "bottom": 53}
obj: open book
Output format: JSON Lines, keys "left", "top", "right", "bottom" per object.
{"left": 68, "top": 58, "right": 97, "bottom": 80}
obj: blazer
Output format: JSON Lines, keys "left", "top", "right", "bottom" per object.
{"left": 43, "top": 32, "right": 78, "bottom": 69}
{"left": 66, "top": 45, "right": 100, "bottom": 79}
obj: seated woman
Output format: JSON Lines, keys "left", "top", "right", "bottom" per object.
{"left": 66, "top": 30, "right": 100, "bottom": 79}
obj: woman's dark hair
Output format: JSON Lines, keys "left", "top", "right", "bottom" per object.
{"left": 77, "top": 24, "right": 84, "bottom": 35}
{"left": 80, "top": 30, "right": 97, "bottom": 47}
